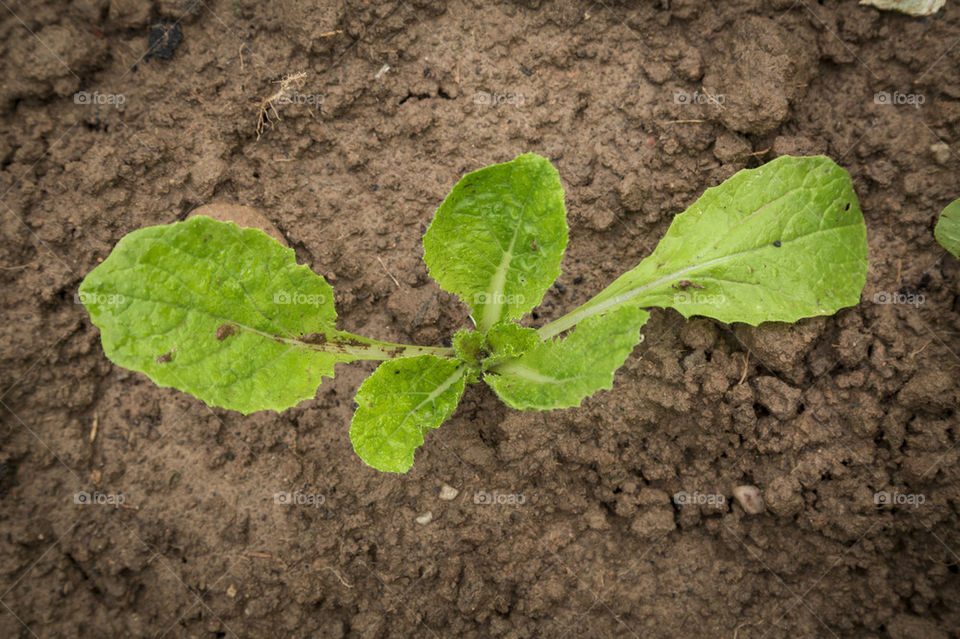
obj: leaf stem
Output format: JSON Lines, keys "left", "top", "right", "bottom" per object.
{"left": 270, "top": 330, "right": 455, "bottom": 361}
{"left": 537, "top": 289, "right": 641, "bottom": 340}
{"left": 537, "top": 247, "right": 760, "bottom": 338}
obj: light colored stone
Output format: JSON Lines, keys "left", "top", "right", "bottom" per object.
{"left": 438, "top": 484, "right": 459, "bottom": 501}
{"left": 733, "top": 485, "right": 765, "bottom": 515}
{"left": 930, "top": 142, "right": 952, "bottom": 166}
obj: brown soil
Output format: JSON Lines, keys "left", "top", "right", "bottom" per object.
{"left": 2, "top": 1, "right": 959, "bottom": 637}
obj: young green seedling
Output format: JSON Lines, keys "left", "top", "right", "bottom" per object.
{"left": 80, "top": 154, "right": 868, "bottom": 472}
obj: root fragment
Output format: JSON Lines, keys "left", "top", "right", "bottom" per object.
{"left": 256, "top": 71, "right": 308, "bottom": 140}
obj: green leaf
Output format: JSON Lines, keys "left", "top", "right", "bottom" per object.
{"left": 452, "top": 328, "right": 487, "bottom": 368}
{"left": 540, "top": 156, "right": 867, "bottom": 335}
{"left": 482, "top": 322, "right": 540, "bottom": 367}
{"left": 81, "top": 216, "right": 363, "bottom": 414}
{"left": 935, "top": 198, "right": 960, "bottom": 258}
{"left": 423, "top": 153, "right": 568, "bottom": 332}
{"left": 485, "top": 307, "right": 649, "bottom": 410}
{"left": 350, "top": 356, "right": 468, "bottom": 473}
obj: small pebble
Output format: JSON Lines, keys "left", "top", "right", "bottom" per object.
{"left": 227, "top": 584, "right": 237, "bottom": 598}
{"left": 415, "top": 511, "right": 433, "bottom": 525}
{"left": 931, "top": 142, "right": 952, "bottom": 165}
{"left": 438, "top": 484, "right": 459, "bottom": 501}
{"left": 733, "top": 485, "right": 765, "bottom": 515}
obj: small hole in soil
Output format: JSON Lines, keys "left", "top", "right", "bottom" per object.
{"left": 752, "top": 402, "right": 769, "bottom": 418}
{"left": 252, "top": 171, "right": 260, "bottom": 179}
{"left": 797, "top": 403, "right": 805, "bottom": 415}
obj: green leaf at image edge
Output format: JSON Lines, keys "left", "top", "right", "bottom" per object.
{"left": 935, "top": 198, "right": 960, "bottom": 258}
{"left": 485, "top": 306, "right": 649, "bottom": 410}
{"left": 423, "top": 153, "right": 568, "bottom": 332}
{"left": 350, "top": 356, "right": 468, "bottom": 473}
{"left": 79, "top": 216, "right": 355, "bottom": 414}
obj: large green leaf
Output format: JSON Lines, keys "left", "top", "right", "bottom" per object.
{"left": 423, "top": 153, "right": 568, "bottom": 332}
{"left": 350, "top": 356, "right": 468, "bottom": 472}
{"left": 539, "top": 156, "right": 867, "bottom": 336}
{"left": 485, "top": 307, "right": 649, "bottom": 410}
{"left": 935, "top": 198, "right": 960, "bottom": 258}
{"left": 81, "top": 216, "right": 388, "bottom": 414}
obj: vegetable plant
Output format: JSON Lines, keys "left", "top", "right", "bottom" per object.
{"left": 79, "top": 154, "right": 868, "bottom": 472}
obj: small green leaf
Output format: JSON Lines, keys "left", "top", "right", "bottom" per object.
{"left": 423, "top": 153, "right": 568, "bottom": 332}
{"left": 452, "top": 328, "right": 487, "bottom": 368}
{"left": 485, "top": 307, "right": 649, "bottom": 410}
{"left": 541, "top": 156, "right": 867, "bottom": 335}
{"left": 350, "top": 356, "right": 468, "bottom": 473}
{"left": 935, "top": 198, "right": 960, "bottom": 258}
{"left": 79, "top": 216, "right": 363, "bottom": 414}
{"left": 483, "top": 322, "right": 540, "bottom": 367}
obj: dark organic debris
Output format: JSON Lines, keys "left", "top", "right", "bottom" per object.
{"left": 146, "top": 20, "right": 183, "bottom": 60}
{"left": 216, "top": 324, "right": 236, "bottom": 341}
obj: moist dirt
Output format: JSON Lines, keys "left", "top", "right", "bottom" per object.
{"left": 1, "top": 1, "right": 959, "bottom": 637}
